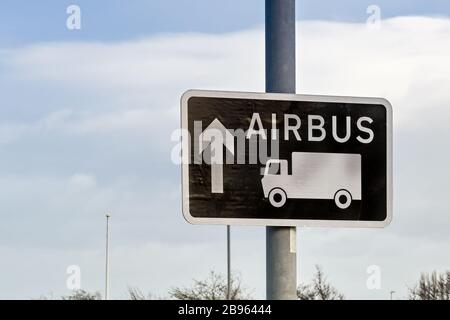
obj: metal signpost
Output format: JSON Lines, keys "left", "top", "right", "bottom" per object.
{"left": 265, "top": 0, "right": 297, "bottom": 300}
{"left": 180, "top": 0, "right": 393, "bottom": 300}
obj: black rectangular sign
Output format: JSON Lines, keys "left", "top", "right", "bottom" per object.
{"left": 181, "top": 90, "right": 392, "bottom": 227}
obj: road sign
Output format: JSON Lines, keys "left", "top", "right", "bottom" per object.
{"left": 181, "top": 90, "right": 393, "bottom": 227}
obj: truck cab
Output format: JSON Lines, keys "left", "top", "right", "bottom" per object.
{"left": 262, "top": 159, "right": 288, "bottom": 198}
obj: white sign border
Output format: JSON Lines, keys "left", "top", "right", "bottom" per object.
{"left": 181, "top": 90, "right": 393, "bottom": 228}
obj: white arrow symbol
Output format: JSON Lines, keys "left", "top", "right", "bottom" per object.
{"left": 199, "top": 119, "right": 235, "bottom": 194}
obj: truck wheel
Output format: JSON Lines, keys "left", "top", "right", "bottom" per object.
{"left": 269, "top": 188, "right": 287, "bottom": 208}
{"left": 334, "top": 189, "right": 352, "bottom": 209}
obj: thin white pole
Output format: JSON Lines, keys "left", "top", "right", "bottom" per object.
{"left": 105, "top": 213, "right": 111, "bottom": 300}
{"left": 227, "top": 225, "right": 231, "bottom": 300}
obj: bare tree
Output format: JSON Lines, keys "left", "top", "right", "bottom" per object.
{"left": 169, "top": 271, "right": 251, "bottom": 300}
{"left": 409, "top": 271, "right": 450, "bottom": 300}
{"left": 128, "top": 287, "right": 148, "bottom": 300}
{"left": 297, "top": 265, "right": 344, "bottom": 300}
{"left": 127, "top": 287, "right": 159, "bottom": 300}
{"left": 61, "top": 290, "right": 102, "bottom": 300}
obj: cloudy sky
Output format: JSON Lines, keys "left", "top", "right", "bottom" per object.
{"left": 0, "top": 1, "right": 450, "bottom": 300}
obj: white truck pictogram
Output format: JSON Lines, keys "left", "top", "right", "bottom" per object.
{"left": 262, "top": 152, "right": 362, "bottom": 209}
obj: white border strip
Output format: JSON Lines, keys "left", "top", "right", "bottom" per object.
{"left": 181, "top": 89, "right": 393, "bottom": 228}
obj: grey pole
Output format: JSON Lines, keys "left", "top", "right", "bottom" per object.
{"left": 227, "top": 225, "right": 231, "bottom": 300}
{"left": 105, "top": 213, "right": 111, "bottom": 300}
{"left": 265, "top": 0, "right": 297, "bottom": 300}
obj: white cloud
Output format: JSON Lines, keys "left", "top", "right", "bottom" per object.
{"left": 69, "top": 174, "right": 97, "bottom": 190}
{"left": 0, "top": 16, "right": 450, "bottom": 299}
